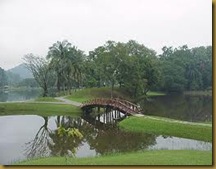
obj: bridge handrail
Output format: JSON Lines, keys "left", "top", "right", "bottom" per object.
{"left": 82, "top": 98, "right": 142, "bottom": 114}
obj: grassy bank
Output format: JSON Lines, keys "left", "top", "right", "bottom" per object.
{"left": 0, "top": 102, "right": 81, "bottom": 116}
{"left": 34, "top": 97, "right": 62, "bottom": 102}
{"left": 66, "top": 87, "right": 166, "bottom": 103}
{"left": 15, "top": 150, "right": 212, "bottom": 165}
{"left": 66, "top": 87, "right": 132, "bottom": 102}
{"left": 146, "top": 91, "right": 166, "bottom": 96}
{"left": 119, "top": 116, "right": 212, "bottom": 142}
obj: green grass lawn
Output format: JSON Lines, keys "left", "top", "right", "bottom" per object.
{"left": 0, "top": 102, "right": 81, "bottom": 116}
{"left": 66, "top": 87, "right": 132, "bottom": 102}
{"left": 14, "top": 150, "right": 212, "bottom": 165}
{"left": 146, "top": 91, "right": 166, "bottom": 96}
{"left": 119, "top": 116, "right": 212, "bottom": 142}
{"left": 66, "top": 87, "right": 166, "bottom": 103}
{"left": 34, "top": 97, "right": 62, "bottom": 102}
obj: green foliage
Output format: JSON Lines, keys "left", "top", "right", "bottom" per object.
{"left": 159, "top": 45, "right": 212, "bottom": 92}
{"left": 0, "top": 67, "right": 8, "bottom": 88}
{"left": 57, "top": 126, "right": 83, "bottom": 139}
{"left": 22, "top": 40, "right": 212, "bottom": 97}
{"left": 0, "top": 102, "right": 81, "bottom": 116}
{"left": 6, "top": 71, "right": 22, "bottom": 87}
{"left": 84, "top": 40, "right": 160, "bottom": 98}
{"left": 47, "top": 40, "right": 85, "bottom": 92}
{"left": 66, "top": 87, "right": 132, "bottom": 102}
{"left": 18, "top": 78, "right": 38, "bottom": 88}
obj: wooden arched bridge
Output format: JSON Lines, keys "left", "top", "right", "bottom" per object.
{"left": 81, "top": 98, "right": 143, "bottom": 116}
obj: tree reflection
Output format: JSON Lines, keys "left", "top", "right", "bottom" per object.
{"left": 24, "top": 114, "right": 157, "bottom": 159}
{"left": 24, "top": 116, "right": 51, "bottom": 158}
{"left": 139, "top": 95, "right": 212, "bottom": 122}
{"left": 81, "top": 113, "right": 157, "bottom": 155}
{"left": 48, "top": 116, "right": 84, "bottom": 156}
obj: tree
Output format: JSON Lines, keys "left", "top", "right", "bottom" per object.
{"left": 63, "top": 47, "right": 85, "bottom": 92}
{"left": 121, "top": 40, "right": 159, "bottom": 97}
{"left": 85, "top": 40, "right": 159, "bottom": 98}
{"left": 23, "top": 54, "right": 55, "bottom": 96}
{"left": 0, "top": 67, "right": 7, "bottom": 89}
{"left": 47, "top": 40, "right": 71, "bottom": 91}
{"left": 18, "top": 78, "right": 38, "bottom": 88}
{"left": 6, "top": 71, "right": 22, "bottom": 87}
{"left": 158, "top": 45, "right": 212, "bottom": 92}
{"left": 47, "top": 40, "right": 84, "bottom": 92}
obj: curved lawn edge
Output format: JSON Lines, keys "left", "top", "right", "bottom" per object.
{"left": 0, "top": 102, "right": 81, "bottom": 116}
{"left": 14, "top": 150, "right": 212, "bottom": 165}
{"left": 118, "top": 116, "right": 212, "bottom": 142}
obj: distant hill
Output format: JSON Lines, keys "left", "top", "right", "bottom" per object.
{"left": 7, "top": 63, "right": 33, "bottom": 79}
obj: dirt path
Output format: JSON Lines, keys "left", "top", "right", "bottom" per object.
{"left": 143, "top": 116, "right": 212, "bottom": 127}
{"left": 55, "top": 97, "right": 83, "bottom": 106}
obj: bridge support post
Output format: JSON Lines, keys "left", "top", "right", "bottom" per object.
{"left": 97, "top": 107, "right": 100, "bottom": 114}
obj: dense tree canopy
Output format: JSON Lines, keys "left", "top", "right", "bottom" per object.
{"left": 21, "top": 39, "right": 212, "bottom": 97}
{"left": 158, "top": 45, "right": 212, "bottom": 92}
{"left": 47, "top": 40, "right": 85, "bottom": 93}
{"left": 84, "top": 40, "right": 160, "bottom": 98}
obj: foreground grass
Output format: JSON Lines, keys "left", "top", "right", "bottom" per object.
{"left": 34, "top": 97, "right": 62, "bottom": 102}
{"left": 119, "top": 116, "right": 212, "bottom": 142}
{"left": 15, "top": 150, "right": 212, "bottom": 165}
{"left": 0, "top": 102, "right": 81, "bottom": 116}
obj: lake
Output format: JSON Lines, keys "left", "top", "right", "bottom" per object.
{"left": 139, "top": 94, "right": 212, "bottom": 122}
{"left": 0, "top": 89, "right": 40, "bottom": 102}
{"left": 0, "top": 91, "right": 212, "bottom": 165}
{"left": 0, "top": 115, "right": 212, "bottom": 165}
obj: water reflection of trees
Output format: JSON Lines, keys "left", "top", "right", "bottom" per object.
{"left": 48, "top": 116, "right": 83, "bottom": 156}
{"left": 24, "top": 116, "right": 51, "bottom": 158}
{"left": 139, "top": 95, "right": 212, "bottom": 122}
{"left": 81, "top": 112, "right": 157, "bottom": 155}
{"left": 24, "top": 115, "right": 157, "bottom": 159}
{"left": 86, "top": 128, "right": 156, "bottom": 155}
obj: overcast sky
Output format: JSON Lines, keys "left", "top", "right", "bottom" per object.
{"left": 0, "top": 0, "right": 212, "bottom": 70}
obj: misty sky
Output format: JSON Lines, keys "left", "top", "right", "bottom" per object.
{"left": 0, "top": 0, "right": 212, "bottom": 70}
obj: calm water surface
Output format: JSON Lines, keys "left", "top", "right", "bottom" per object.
{"left": 0, "top": 92, "right": 212, "bottom": 164}
{"left": 0, "top": 89, "right": 40, "bottom": 102}
{"left": 0, "top": 115, "right": 212, "bottom": 165}
{"left": 139, "top": 94, "right": 212, "bottom": 122}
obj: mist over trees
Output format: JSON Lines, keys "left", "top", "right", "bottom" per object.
{"left": 0, "top": 67, "right": 7, "bottom": 89}
{"left": 22, "top": 40, "right": 212, "bottom": 98}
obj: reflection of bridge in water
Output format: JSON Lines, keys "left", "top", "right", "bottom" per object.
{"left": 81, "top": 98, "right": 143, "bottom": 116}
{"left": 81, "top": 109, "right": 126, "bottom": 130}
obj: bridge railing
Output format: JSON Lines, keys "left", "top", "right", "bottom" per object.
{"left": 81, "top": 98, "right": 143, "bottom": 114}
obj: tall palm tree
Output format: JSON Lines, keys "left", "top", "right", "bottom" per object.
{"left": 47, "top": 40, "right": 84, "bottom": 92}
{"left": 65, "top": 47, "right": 84, "bottom": 92}
{"left": 47, "top": 40, "right": 71, "bottom": 91}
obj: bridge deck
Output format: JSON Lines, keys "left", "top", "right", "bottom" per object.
{"left": 81, "top": 98, "right": 143, "bottom": 115}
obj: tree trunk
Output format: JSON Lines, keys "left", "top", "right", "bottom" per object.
{"left": 43, "top": 83, "right": 48, "bottom": 97}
